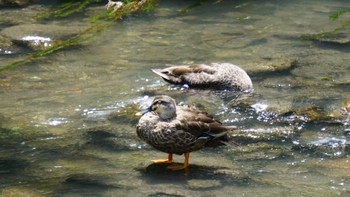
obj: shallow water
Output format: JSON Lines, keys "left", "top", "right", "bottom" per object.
{"left": 1, "top": 0, "right": 350, "bottom": 196}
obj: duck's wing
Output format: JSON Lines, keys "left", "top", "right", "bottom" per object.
{"left": 175, "top": 107, "right": 236, "bottom": 138}
{"left": 152, "top": 64, "right": 216, "bottom": 85}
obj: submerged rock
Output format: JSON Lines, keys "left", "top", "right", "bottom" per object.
{"left": 229, "top": 126, "right": 296, "bottom": 142}
{"left": 0, "top": 34, "right": 18, "bottom": 54}
{"left": 108, "top": 103, "right": 141, "bottom": 124}
{"left": 293, "top": 132, "right": 349, "bottom": 158}
{"left": 343, "top": 97, "right": 350, "bottom": 113}
{"left": 247, "top": 57, "right": 296, "bottom": 74}
{"left": 303, "top": 32, "right": 350, "bottom": 45}
{"left": 0, "top": 24, "right": 84, "bottom": 51}
{"left": 0, "top": 186, "right": 43, "bottom": 197}
{"left": 187, "top": 179, "right": 221, "bottom": 190}
{"left": 82, "top": 125, "right": 140, "bottom": 151}
{"left": 0, "top": 0, "right": 30, "bottom": 6}
{"left": 224, "top": 142, "right": 292, "bottom": 161}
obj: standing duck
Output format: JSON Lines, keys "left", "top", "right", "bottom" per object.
{"left": 135, "top": 95, "right": 236, "bottom": 170}
{"left": 152, "top": 63, "right": 253, "bottom": 92}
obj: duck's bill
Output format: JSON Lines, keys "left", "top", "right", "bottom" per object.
{"left": 135, "top": 109, "right": 151, "bottom": 117}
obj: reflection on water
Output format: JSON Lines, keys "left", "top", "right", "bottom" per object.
{"left": 1, "top": 0, "right": 350, "bottom": 196}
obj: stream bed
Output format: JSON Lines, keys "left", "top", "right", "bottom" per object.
{"left": 1, "top": 0, "right": 350, "bottom": 196}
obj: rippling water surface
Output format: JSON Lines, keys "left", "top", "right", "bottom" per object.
{"left": 1, "top": 0, "right": 350, "bottom": 196}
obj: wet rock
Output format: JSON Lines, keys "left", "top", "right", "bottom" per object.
{"left": 0, "top": 0, "right": 30, "bottom": 6}
{"left": 0, "top": 34, "right": 12, "bottom": 49}
{"left": 12, "top": 35, "right": 58, "bottom": 51}
{"left": 148, "top": 192, "right": 186, "bottom": 197}
{"left": 0, "top": 24, "right": 83, "bottom": 51}
{"left": 307, "top": 32, "right": 350, "bottom": 45}
{"left": 293, "top": 132, "right": 349, "bottom": 158}
{"left": 314, "top": 158, "right": 350, "bottom": 178}
{"left": 273, "top": 104, "right": 338, "bottom": 124}
{"left": 108, "top": 103, "right": 141, "bottom": 124}
{"left": 229, "top": 126, "right": 296, "bottom": 142}
{"left": 247, "top": 57, "right": 297, "bottom": 74}
{"left": 0, "top": 34, "right": 18, "bottom": 54}
{"left": 343, "top": 97, "right": 350, "bottom": 112}
{"left": 328, "top": 97, "right": 350, "bottom": 127}
{"left": 0, "top": 186, "right": 43, "bottom": 197}
{"left": 293, "top": 106, "right": 326, "bottom": 122}
{"left": 187, "top": 179, "right": 221, "bottom": 189}
{"left": 82, "top": 125, "right": 140, "bottom": 151}
{"left": 260, "top": 76, "right": 321, "bottom": 89}
{"left": 261, "top": 100, "right": 294, "bottom": 116}
{"left": 141, "top": 36, "right": 170, "bottom": 46}
{"left": 225, "top": 142, "right": 292, "bottom": 161}
{"left": 213, "top": 168, "right": 249, "bottom": 182}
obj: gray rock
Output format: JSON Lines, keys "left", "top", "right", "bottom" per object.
{"left": 1, "top": 24, "right": 84, "bottom": 51}
{"left": 0, "top": 0, "right": 30, "bottom": 6}
{"left": 0, "top": 34, "right": 19, "bottom": 54}
{"left": 187, "top": 179, "right": 221, "bottom": 189}
{"left": 247, "top": 58, "right": 296, "bottom": 74}
{"left": 293, "top": 132, "right": 349, "bottom": 158}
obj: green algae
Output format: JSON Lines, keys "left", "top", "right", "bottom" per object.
{"left": 1, "top": 0, "right": 159, "bottom": 72}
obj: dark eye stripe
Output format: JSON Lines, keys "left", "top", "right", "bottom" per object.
{"left": 153, "top": 100, "right": 166, "bottom": 105}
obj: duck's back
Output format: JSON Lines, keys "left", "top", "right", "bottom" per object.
{"left": 152, "top": 63, "right": 253, "bottom": 92}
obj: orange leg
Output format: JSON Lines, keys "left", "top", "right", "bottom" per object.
{"left": 167, "top": 152, "right": 190, "bottom": 170}
{"left": 152, "top": 153, "right": 173, "bottom": 164}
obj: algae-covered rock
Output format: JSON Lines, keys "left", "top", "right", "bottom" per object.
{"left": 187, "top": 179, "right": 221, "bottom": 190}
{"left": 0, "top": 34, "right": 12, "bottom": 49}
{"left": 1, "top": 24, "right": 84, "bottom": 51}
{"left": 293, "top": 106, "right": 326, "bottom": 122}
{"left": 108, "top": 103, "right": 141, "bottom": 124}
{"left": 82, "top": 125, "right": 140, "bottom": 151}
{"left": 342, "top": 97, "right": 350, "bottom": 113}
{"left": 0, "top": 0, "right": 30, "bottom": 6}
{"left": 302, "top": 32, "right": 350, "bottom": 45}
{"left": 0, "top": 34, "right": 18, "bottom": 54}
{"left": 246, "top": 58, "right": 296, "bottom": 74}
{"left": 0, "top": 186, "right": 44, "bottom": 197}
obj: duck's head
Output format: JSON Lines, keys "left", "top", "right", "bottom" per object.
{"left": 136, "top": 95, "right": 177, "bottom": 121}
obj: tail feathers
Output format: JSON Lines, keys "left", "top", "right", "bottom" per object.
{"left": 201, "top": 130, "right": 229, "bottom": 140}
{"left": 225, "top": 125, "right": 237, "bottom": 130}
{"left": 220, "top": 140, "right": 240, "bottom": 147}
{"left": 152, "top": 69, "right": 169, "bottom": 80}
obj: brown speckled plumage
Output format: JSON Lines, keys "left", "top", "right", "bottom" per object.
{"left": 152, "top": 63, "right": 253, "bottom": 92}
{"left": 136, "top": 95, "right": 236, "bottom": 170}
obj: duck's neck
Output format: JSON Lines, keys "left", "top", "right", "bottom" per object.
{"left": 159, "top": 110, "right": 177, "bottom": 121}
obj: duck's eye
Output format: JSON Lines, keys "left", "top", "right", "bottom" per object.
{"left": 155, "top": 100, "right": 164, "bottom": 105}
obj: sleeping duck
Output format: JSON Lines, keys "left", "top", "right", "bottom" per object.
{"left": 152, "top": 63, "right": 253, "bottom": 92}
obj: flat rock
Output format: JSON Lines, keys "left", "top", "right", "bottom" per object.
{"left": 187, "top": 179, "right": 221, "bottom": 189}
{"left": 0, "top": 0, "right": 30, "bottom": 6}
{"left": 0, "top": 34, "right": 19, "bottom": 54}
{"left": 1, "top": 24, "right": 84, "bottom": 51}
{"left": 247, "top": 57, "right": 296, "bottom": 74}
{"left": 293, "top": 131, "right": 349, "bottom": 158}
{"left": 1, "top": 24, "right": 84, "bottom": 39}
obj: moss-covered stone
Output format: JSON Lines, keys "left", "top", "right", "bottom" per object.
{"left": 1, "top": 24, "right": 84, "bottom": 52}
{"left": 246, "top": 58, "right": 297, "bottom": 74}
